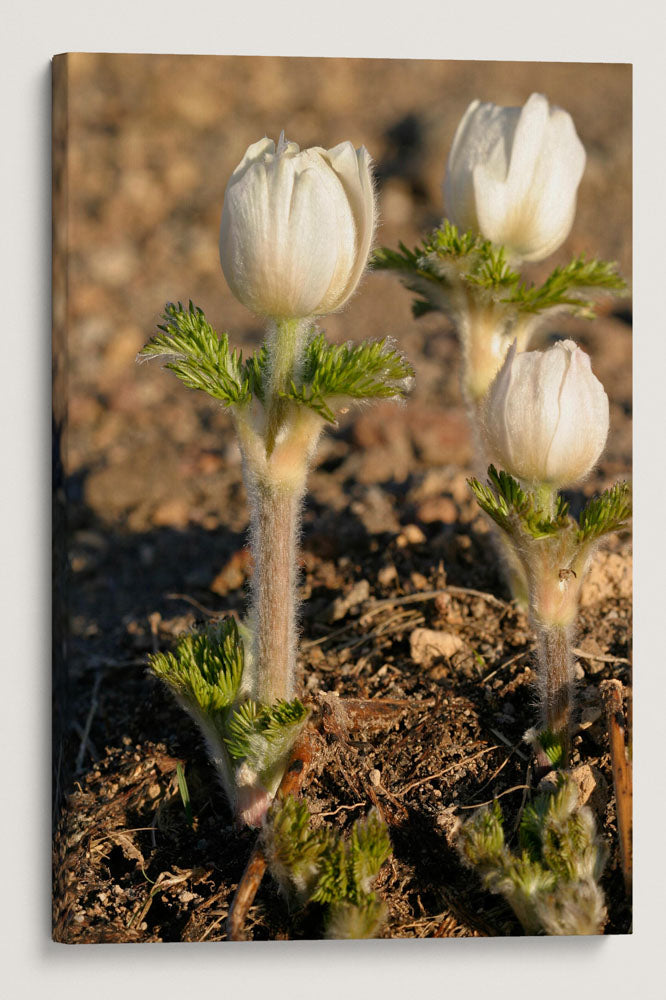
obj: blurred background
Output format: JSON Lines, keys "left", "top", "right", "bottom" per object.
{"left": 55, "top": 55, "right": 631, "bottom": 523}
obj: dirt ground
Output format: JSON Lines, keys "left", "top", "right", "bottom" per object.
{"left": 52, "top": 54, "right": 632, "bottom": 942}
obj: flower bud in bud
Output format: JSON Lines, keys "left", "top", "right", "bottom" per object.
{"left": 443, "top": 93, "right": 586, "bottom": 262}
{"left": 220, "top": 133, "right": 375, "bottom": 319}
{"left": 481, "top": 340, "right": 609, "bottom": 488}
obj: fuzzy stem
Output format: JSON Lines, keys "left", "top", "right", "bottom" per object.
{"left": 248, "top": 475, "right": 304, "bottom": 704}
{"left": 535, "top": 621, "right": 574, "bottom": 764}
{"left": 535, "top": 482, "right": 557, "bottom": 520}
{"left": 265, "top": 318, "right": 307, "bottom": 454}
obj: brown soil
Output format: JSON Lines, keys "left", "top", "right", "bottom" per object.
{"left": 52, "top": 54, "right": 632, "bottom": 942}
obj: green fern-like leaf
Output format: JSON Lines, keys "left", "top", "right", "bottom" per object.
{"left": 375, "top": 224, "right": 625, "bottom": 321}
{"left": 577, "top": 481, "right": 632, "bottom": 543}
{"left": 282, "top": 332, "right": 414, "bottom": 422}
{"left": 457, "top": 798, "right": 507, "bottom": 871}
{"left": 324, "top": 896, "right": 387, "bottom": 940}
{"left": 139, "top": 301, "right": 251, "bottom": 406}
{"left": 504, "top": 256, "right": 627, "bottom": 317}
{"left": 265, "top": 799, "right": 391, "bottom": 938}
{"left": 533, "top": 729, "right": 568, "bottom": 770}
{"left": 149, "top": 617, "right": 244, "bottom": 722}
{"left": 423, "top": 219, "right": 489, "bottom": 259}
{"left": 224, "top": 698, "right": 309, "bottom": 773}
{"left": 310, "top": 809, "right": 391, "bottom": 909}
{"left": 265, "top": 795, "right": 332, "bottom": 904}
{"left": 469, "top": 466, "right": 570, "bottom": 540}
{"left": 459, "top": 775, "right": 608, "bottom": 934}
{"left": 243, "top": 343, "right": 269, "bottom": 402}
{"left": 348, "top": 811, "right": 393, "bottom": 899}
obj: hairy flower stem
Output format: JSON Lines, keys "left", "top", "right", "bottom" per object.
{"left": 248, "top": 476, "right": 304, "bottom": 704}
{"left": 535, "top": 621, "right": 574, "bottom": 765}
{"left": 265, "top": 318, "right": 307, "bottom": 454}
{"left": 526, "top": 485, "right": 579, "bottom": 769}
{"left": 242, "top": 317, "right": 313, "bottom": 704}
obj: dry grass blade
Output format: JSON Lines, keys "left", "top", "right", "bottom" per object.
{"left": 361, "top": 586, "right": 509, "bottom": 621}
{"left": 75, "top": 671, "right": 104, "bottom": 774}
{"left": 601, "top": 679, "right": 632, "bottom": 895}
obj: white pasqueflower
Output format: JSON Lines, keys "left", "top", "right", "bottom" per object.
{"left": 481, "top": 340, "right": 609, "bottom": 487}
{"left": 220, "top": 133, "right": 375, "bottom": 319}
{"left": 443, "top": 93, "right": 586, "bottom": 262}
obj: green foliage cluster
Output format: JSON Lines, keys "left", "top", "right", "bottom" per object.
{"left": 140, "top": 301, "right": 412, "bottom": 420}
{"left": 535, "top": 729, "right": 567, "bottom": 769}
{"left": 373, "top": 221, "right": 626, "bottom": 320}
{"left": 149, "top": 619, "right": 307, "bottom": 786}
{"left": 577, "top": 481, "right": 633, "bottom": 543}
{"left": 282, "top": 333, "right": 414, "bottom": 423}
{"left": 139, "top": 302, "right": 252, "bottom": 406}
{"left": 265, "top": 797, "right": 392, "bottom": 939}
{"left": 468, "top": 466, "right": 570, "bottom": 540}
{"left": 225, "top": 698, "right": 309, "bottom": 777}
{"left": 458, "top": 775, "right": 607, "bottom": 935}
{"left": 149, "top": 617, "right": 244, "bottom": 719}
{"left": 469, "top": 466, "right": 632, "bottom": 548}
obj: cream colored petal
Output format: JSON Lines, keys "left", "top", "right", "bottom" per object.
{"left": 544, "top": 347, "right": 608, "bottom": 483}
{"left": 221, "top": 154, "right": 342, "bottom": 317}
{"left": 482, "top": 340, "right": 517, "bottom": 472}
{"left": 228, "top": 137, "right": 277, "bottom": 185}
{"left": 445, "top": 100, "right": 519, "bottom": 233}
{"left": 321, "top": 142, "right": 375, "bottom": 308}
{"left": 517, "top": 108, "right": 586, "bottom": 261}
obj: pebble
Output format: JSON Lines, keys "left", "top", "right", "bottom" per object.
{"left": 396, "top": 524, "right": 426, "bottom": 547}
{"left": 410, "top": 627, "right": 463, "bottom": 665}
{"left": 378, "top": 564, "right": 397, "bottom": 586}
{"left": 330, "top": 579, "right": 371, "bottom": 622}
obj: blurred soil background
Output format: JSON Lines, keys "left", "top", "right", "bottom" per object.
{"left": 52, "top": 54, "right": 632, "bottom": 942}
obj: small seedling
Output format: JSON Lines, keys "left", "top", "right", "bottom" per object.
{"left": 469, "top": 465, "right": 631, "bottom": 764}
{"left": 458, "top": 773, "right": 608, "bottom": 935}
{"left": 176, "top": 763, "right": 194, "bottom": 828}
{"left": 263, "top": 796, "right": 392, "bottom": 939}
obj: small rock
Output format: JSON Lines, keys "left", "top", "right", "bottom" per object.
{"left": 573, "top": 661, "right": 586, "bottom": 682}
{"left": 330, "top": 579, "right": 371, "bottom": 622}
{"left": 210, "top": 548, "right": 252, "bottom": 596}
{"left": 350, "top": 486, "right": 399, "bottom": 535}
{"left": 570, "top": 763, "right": 608, "bottom": 814}
{"left": 416, "top": 496, "right": 458, "bottom": 525}
{"left": 369, "top": 769, "right": 381, "bottom": 787}
{"left": 410, "top": 627, "right": 463, "bottom": 665}
{"left": 378, "top": 564, "right": 397, "bottom": 586}
{"left": 396, "top": 523, "right": 426, "bottom": 547}
{"left": 152, "top": 497, "right": 190, "bottom": 529}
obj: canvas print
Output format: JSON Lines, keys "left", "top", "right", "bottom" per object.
{"left": 52, "top": 53, "right": 632, "bottom": 942}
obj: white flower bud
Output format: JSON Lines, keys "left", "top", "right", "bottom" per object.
{"left": 443, "top": 93, "right": 586, "bottom": 262}
{"left": 482, "top": 340, "right": 609, "bottom": 487}
{"left": 220, "top": 133, "right": 375, "bottom": 319}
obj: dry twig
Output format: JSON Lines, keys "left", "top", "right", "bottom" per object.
{"left": 601, "top": 679, "right": 632, "bottom": 895}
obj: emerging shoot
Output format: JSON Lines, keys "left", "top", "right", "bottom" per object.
{"left": 458, "top": 774, "right": 608, "bottom": 935}
{"left": 263, "top": 796, "right": 392, "bottom": 939}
